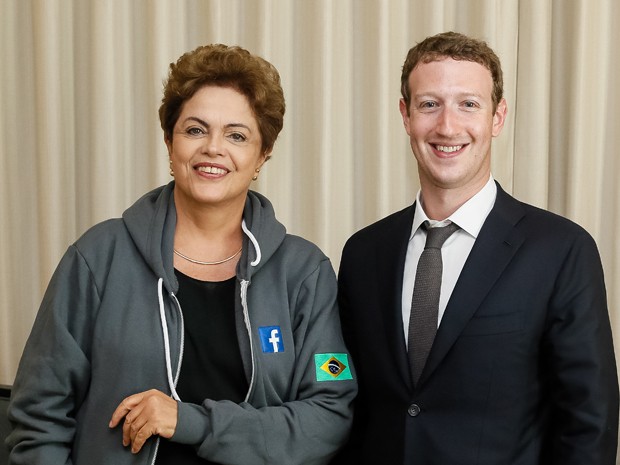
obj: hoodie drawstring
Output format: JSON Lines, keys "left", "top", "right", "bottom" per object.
{"left": 157, "top": 277, "right": 184, "bottom": 401}
{"left": 240, "top": 219, "right": 261, "bottom": 400}
{"left": 242, "top": 219, "right": 261, "bottom": 267}
{"left": 240, "top": 279, "right": 256, "bottom": 402}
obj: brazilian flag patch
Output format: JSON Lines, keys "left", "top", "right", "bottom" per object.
{"left": 315, "top": 353, "right": 353, "bottom": 382}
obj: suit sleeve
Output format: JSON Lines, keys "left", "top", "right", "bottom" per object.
{"left": 327, "top": 240, "right": 368, "bottom": 465}
{"left": 171, "top": 258, "right": 357, "bottom": 465}
{"left": 544, "top": 231, "right": 619, "bottom": 464}
{"left": 6, "top": 246, "right": 99, "bottom": 465}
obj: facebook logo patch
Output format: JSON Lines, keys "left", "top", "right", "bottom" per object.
{"left": 259, "top": 326, "right": 284, "bottom": 353}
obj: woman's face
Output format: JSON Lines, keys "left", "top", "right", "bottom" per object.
{"left": 167, "top": 85, "right": 267, "bottom": 212}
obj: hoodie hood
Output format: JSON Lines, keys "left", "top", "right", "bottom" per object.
{"left": 121, "top": 181, "right": 287, "bottom": 291}
{"left": 122, "top": 182, "right": 177, "bottom": 292}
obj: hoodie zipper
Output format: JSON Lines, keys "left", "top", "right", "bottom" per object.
{"left": 153, "top": 278, "right": 185, "bottom": 464}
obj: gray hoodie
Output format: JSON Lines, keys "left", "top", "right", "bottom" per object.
{"left": 7, "top": 182, "right": 356, "bottom": 465}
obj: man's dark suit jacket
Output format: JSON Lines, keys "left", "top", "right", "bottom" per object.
{"left": 334, "top": 184, "right": 618, "bottom": 465}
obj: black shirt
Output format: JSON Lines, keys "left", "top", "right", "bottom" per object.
{"left": 156, "top": 270, "right": 248, "bottom": 464}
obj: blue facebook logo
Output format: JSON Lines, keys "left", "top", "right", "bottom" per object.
{"left": 259, "top": 326, "right": 284, "bottom": 353}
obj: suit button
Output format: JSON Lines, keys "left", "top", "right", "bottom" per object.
{"left": 408, "top": 404, "right": 421, "bottom": 417}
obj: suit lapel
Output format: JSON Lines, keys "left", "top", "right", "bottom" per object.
{"left": 373, "top": 205, "right": 416, "bottom": 386}
{"left": 419, "top": 186, "right": 527, "bottom": 385}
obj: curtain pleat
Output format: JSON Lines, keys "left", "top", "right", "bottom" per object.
{"left": 1, "top": 5, "right": 619, "bottom": 442}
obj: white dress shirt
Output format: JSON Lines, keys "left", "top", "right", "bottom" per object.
{"left": 402, "top": 176, "right": 497, "bottom": 348}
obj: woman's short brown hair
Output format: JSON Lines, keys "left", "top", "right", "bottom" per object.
{"left": 159, "top": 44, "right": 285, "bottom": 154}
{"left": 400, "top": 31, "right": 503, "bottom": 113}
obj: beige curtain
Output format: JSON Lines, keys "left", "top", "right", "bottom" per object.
{"left": 1, "top": 0, "right": 619, "bottom": 421}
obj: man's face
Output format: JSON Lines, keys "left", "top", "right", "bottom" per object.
{"left": 399, "top": 58, "right": 506, "bottom": 196}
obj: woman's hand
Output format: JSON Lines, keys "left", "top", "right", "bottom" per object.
{"left": 109, "top": 389, "right": 178, "bottom": 453}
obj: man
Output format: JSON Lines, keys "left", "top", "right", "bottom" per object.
{"left": 334, "top": 31, "right": 618, "bottom": 464}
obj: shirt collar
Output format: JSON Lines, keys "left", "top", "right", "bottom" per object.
{"left": 411, "top": 176, "right": 497, "bottom": 240}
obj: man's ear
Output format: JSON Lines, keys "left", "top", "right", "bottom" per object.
{"left": 399, "top": 98, "right": 412, "bottom": 134}
{"left": 492, "top": 98, "right": 507, "bottom": 137}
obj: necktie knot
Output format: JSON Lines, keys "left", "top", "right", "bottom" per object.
{"left": 423, "top": 222, "right": 459, "bottom": 249}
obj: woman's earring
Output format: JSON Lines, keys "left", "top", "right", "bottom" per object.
{"left": 169, "top": 159, "right": 174, "bottom": 177}
{"left": 252, "top": 168, "right": 260, "bottom": 181}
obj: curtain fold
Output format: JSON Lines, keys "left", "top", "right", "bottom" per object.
{"left": 1, "top": 2, "right": 618, "bottom": 426}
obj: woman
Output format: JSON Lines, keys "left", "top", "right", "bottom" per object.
{"left": 7, "top": 44, "right": 356, "bottom": 465}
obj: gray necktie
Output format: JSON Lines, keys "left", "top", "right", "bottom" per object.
{"left": 408, "top": 221, "right": 459, "bottom": 386}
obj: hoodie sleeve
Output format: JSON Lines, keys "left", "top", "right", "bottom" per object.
{"left": 6, "top": 245, "right": 98, "bottom": 465}
{"left": 172, "top": 258, "right": 357, "bottom": 465}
